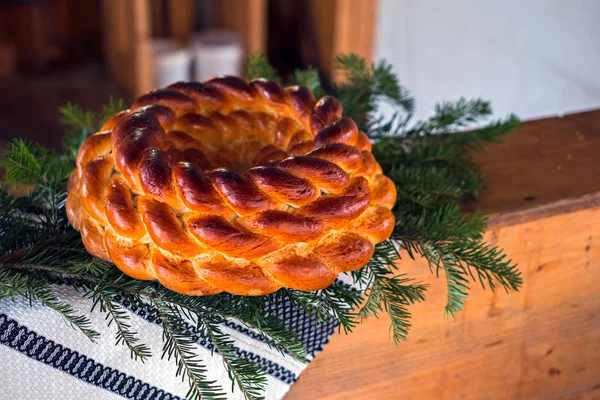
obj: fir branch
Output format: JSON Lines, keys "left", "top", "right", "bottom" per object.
{"left": 2, "top": 231, "right": 91, "bottom": 268}
{"left": 245, "top": 52, "right": 280, "bottom": 83}
{"left": 60, "top": 100, "right": 125, "bottom": 162}
{"left": 405, "top": 100, "right": 519, "bottom": 141}
{"left": 155, "top": 300, "right": 225, "bottom": 400}
{"left": 244, "top": 314, "right": 308, "bottom": 362}
{"left": 212, "top": 295, "right": 308, "bottom": 361}
{"left": 33, "top": 285, "right": 101, "bottom": 341}
{"left": 443, "top": 114, "right": 521, "bottom": 149}
{"left": 288, "top": 67, "right": 325, "bottom": 98}
{"left": 92, "top": 287, "right": 152, "bottom": 361}
{"left": 102, "top": 96, "right": 125, "bottom": 124}
{"left": 0, "top": 186, "right": 40, "bottom": 254}
{"left": 448, "top": 240, "right": 522, "bottom": 293}
{"left": 420, "top": 242, "right": 470, "bottom": 317}
{"left": 335, "top": 54, "right": 413, "bottom": 130}
{"left": 392, "top": 205, "right": 520, "bottom": 316}
{"left": 358, "top": 273, "right": 428, "bottom": 343}
{"left": 1, "top": 139, "right": 48, "bottom": 185}
{"left": 335, "top": 53, "right": 370, "bottom": 81}
{"left": 0, "top": 139, "right": 72, "bottom": 187}
{"left": 59, "top": 102, "right": 96, "bottom": 133}
{"left": 199, "top": 315, "right": 267, "bottom": 400}
{"left": 357, "top": 241, "right": 428, "bottom": 342}
{"left": 0, "top": 268, "right": 33, "bottom": 299}
{"left": 0, "top": 231, "right": 161, "bottom": 300}
{"left": 382, "top": 124, "right": 521, "bottom": 317}
{"left": 69, "top": 258, "right": 113, "bottom": 277}
{"left": 152, "top": 291, "right": 308, "bottom": 362}
{"left": 321, "top": 284, "right": 362, "bottom": 333}
{"left": 0, "top": 258, "right": 158, "bottom": 301}
{"left": 428, "top": 98, "right": 491, "bottom": 132}
{"left": 274, "top": 288, "right": 330, "bottom": 322}
{"left": 0, "top": 269, "right": 100, "bottom": 341}
{"left": 370, "top": 89, "right": 522, "bottom": 318}
{"left": 372, "top": 60, "right": 414, "bottom": 113}
{"left": 276, "top": 284, "right": 362, "bottom": 334}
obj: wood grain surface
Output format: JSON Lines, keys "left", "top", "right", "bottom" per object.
{"left": 216, "top": 0, "right": 267, "bottom": 55}
{"left": 286, "top": 110, "right": 600, "bottom": 400}
{"left": 474, "top": 110, "right": 600, "bottom": 220}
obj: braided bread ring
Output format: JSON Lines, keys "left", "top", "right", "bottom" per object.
{"left": 66, "top": 77, "right": 397, "bottom": 296}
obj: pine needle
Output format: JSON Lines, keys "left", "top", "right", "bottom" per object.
{"left": 102, "top": 96, "right": 125, "bottom": 123}
{"left": 288, "top": 67, "right": 325, "bottom": 98}
{"left": 92, "top": 288, "right": 152, "bottom": 361}
{"left": 245, "top": 52, "right": 280, "bottom": 83}
{"left": 199, "top": 316, "right": 267, "bottom": 400}
{"left": 59, "top": 102, "right": 96, "bottom": 133}
{"left": 155, "top": 301, "right": 226, "bottom": 400}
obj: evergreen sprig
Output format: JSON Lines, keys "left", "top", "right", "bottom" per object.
{"left": 288, "top": 67, "right": 325, "bottom": 98}
{"left": 354, "top": 241, "right": 428, "bottom": 342}
{"left": 0, "top": 52, "right": 523, "bottom": 399}
{"left": 102, "top": 96, "right": 126, "bottom": 123}
{"left": 92, "top": 287, "right": 152, "bottom": 361}
{"left": 0, "top": 268, "right": 100, "bottom": 341}
{"left": 156, "top": 301, "right": 226, "bottom": 400}
{"left": 59, "top": 102, "right": 97, "bottom": 133}
{"left": 199, "top": 315, "right": 267, "bottom": 400}
{"left": 245, "top": 52, "right": 281, "bottom": 83}
{"left": 333, "top": 54, "right": 414, "bottom": 130}
{"left": 428, "top": 98, "right": 492, "bottom": 132}
{"left": 61, "top": 97, "right": 125, "bottom": 162}
{"left": 0, "top": 139, "right": 72, "bottom": 186}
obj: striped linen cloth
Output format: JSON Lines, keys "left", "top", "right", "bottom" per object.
{"left": 0, "top": 282, "right": 342, "bottom": 399}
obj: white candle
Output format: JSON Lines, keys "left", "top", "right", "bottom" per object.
{"left": 191, "top": 30, "right": 244, "bottom": 82}
{"left": 150, "top": 38, "right": 191, "bottom": 88}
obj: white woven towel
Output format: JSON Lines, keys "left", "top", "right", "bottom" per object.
{"left": 0, "top": 282, "right": 343, "bottom": 399}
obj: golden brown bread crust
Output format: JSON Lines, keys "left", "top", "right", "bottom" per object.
{"left": 66, "top": 76, "right": 397, "bottom": 296}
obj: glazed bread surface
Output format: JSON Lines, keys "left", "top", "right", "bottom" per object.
{"left": 66, "top": 77, "right": 397, "bottom": 296}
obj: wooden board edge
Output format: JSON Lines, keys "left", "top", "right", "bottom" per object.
{"left": 486, "top": 191, "right": 600, "bottom": 231}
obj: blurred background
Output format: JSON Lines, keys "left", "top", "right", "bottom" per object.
{"left": 0, "top": 0, "right": 599, "bottom": 148}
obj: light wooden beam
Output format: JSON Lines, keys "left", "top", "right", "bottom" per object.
{"left": 215, "top": 0, "right": 267, "bottom": 55}
{"left": 168, "top": 0, "right": 194, "bottom": 41}
{"left": 309, "top": 0, "right": 378, "bottom": 80}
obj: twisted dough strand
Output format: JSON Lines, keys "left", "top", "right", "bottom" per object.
{"left": 66, "top": 76, "right": 397, "bottom": 296}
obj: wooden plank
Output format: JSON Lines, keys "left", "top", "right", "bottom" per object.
{"left": 168, "top": 0, "right": 194, "bottom": 41}
{"left": 150, "top": 0, "right": 168, "bottom": 37}
{"left": 308, "top": 0, "right": 378, "bottom": 80}
{"left": 472, "top": 110, "right": 600, "bottom": 219}
{"left": 216, "top": 0, "right": 266, "bottom": 55}
{"left": 332, "top": 0, "right": 377, "bottom": 78}
{"left": 309, "top": 0, "right": 335, "bottom": 76}
{"left": 101, "top": 0, "right": 132, "bottom": 90}
{"left": 286, "top": 206, "right": 600, "bottom": 399}
{"left": 101, "top": 0, "right": 152, "bottom": 96}
{"left": 130, "top": 0, "right": 152, "bottom": 95}
{"left": 247, "top": 0, "right": 266, "bottom": 54}
{"left": 486, "top": 192, "right": 600, "bottom": 231}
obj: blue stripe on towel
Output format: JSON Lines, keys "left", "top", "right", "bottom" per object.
{"left": 0, "top": 314, "right": 181, "bottom": 400}
{"left": 116, "top": 297, "right": 299, "bottom": 384}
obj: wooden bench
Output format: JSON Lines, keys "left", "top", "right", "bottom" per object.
{"left": 286, "top": 110, "right": 600, "bottom": 400}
